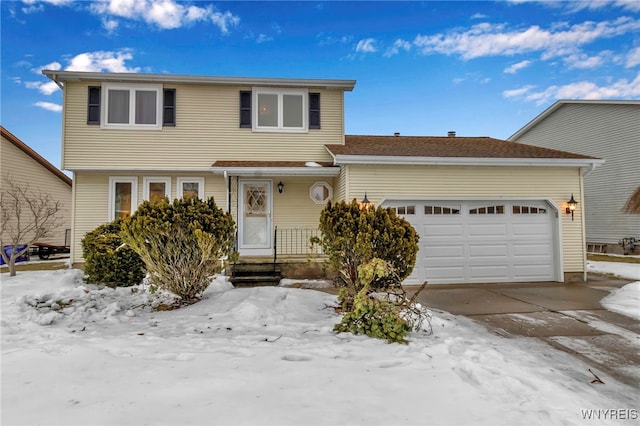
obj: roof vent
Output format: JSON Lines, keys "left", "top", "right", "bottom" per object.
{"left": 448, "top": 131, "right": 456, "bottom": 137}
{"left": 394, "top": 132, "right": 400, "bottom": 137}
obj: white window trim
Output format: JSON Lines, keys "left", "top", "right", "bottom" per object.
{"left": 143, "top": 177, "right": 171, "bottom": 201}
{"left": 108, "top": 177, "right": 138, "bottom": 221}
{"left": 177, "top": 177, "right": 205, "bottom": 200}
{"left": 309, "top": 181, "right": 333, "bottom": 204}
{"left": 253, "top": 87, "right": 308, "bottom": 133}
{"left": 101, "top": 83, "right": 163, "bottom": 130}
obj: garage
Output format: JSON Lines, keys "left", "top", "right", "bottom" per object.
{"left": 382, "top": 200, "right": 558, "bottom": 285}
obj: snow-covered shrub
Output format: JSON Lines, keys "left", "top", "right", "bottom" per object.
{"left": 119, "top": 197, "right": 235, "bottom": 302}
{"left": 82, "top": 220, "right": 146, "bottom": 287}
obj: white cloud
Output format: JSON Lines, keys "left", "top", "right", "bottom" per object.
{"left": 102, "top": 17, "right": 119, "bottom": 33}
{"left": 256, "top": 34, "right": 272, "bottom": 44}
{"left": 626, "top": 47, "right": 640, "bottom": 68}
{"left": 412, "top": 17, "right": 640, "bottom": 60}
{"left": 89, "top": 0, "right": 238, "bottom": 32}
{"left": 355, "top": 38, "right": 377, "bottom": 53}
{"left": 504, "top": 60, "right": 532, "bottom": 74}
{"left": 384, "top": 39, "right": 411, "bottom": 57}
{"left": 64, "top": 50, "right": 141, "bottom": 73}
{"left": 34, "top": 101, "right": 63, "bottom": 112}
{"left": 26, "top": 80, "right": 60, "bottom": 95}
{"left": 317, "top": 33, "right": 352, "bottom": 46}
{"left": 505, "top": 73, "right": 640, "bottom": 104}
{"left": 562, "top": 51, "right": 611, "bottom": 69}
{"left": 616, "top": 0, "right": 640, "bottom": 12}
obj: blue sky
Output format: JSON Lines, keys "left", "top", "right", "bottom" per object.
{"left": 2, "top": 0, "right": 639, "bottom": 170}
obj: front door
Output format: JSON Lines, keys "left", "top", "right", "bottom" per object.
{"left": 238, "top": 180, "right": 272, "bottom": 255}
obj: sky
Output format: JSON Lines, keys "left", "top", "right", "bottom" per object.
{"left": 2, "top": 0, "right": 640, "bottom": 171}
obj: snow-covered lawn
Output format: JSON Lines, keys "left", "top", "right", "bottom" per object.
{"left": 2, "top": 266, "right": 638, "bottom": 426}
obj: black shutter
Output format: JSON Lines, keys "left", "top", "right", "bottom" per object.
{"left": 163, "top": 89, "right": 176, "bottom": 126}
{"left": 87, "top": 86, "right": 101, "bottom": 125}
{"left": 309, "top": 93, "right": 320, "bottom": 129}
{"left": 240, "top": 91, "right": 252, "bottom": 128}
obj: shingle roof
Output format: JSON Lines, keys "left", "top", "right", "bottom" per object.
{"left": 326, "top": 135, "right": 598, "bottom": 160}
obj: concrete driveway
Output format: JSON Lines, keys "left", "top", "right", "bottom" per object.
{"left": 410, "top": 274, "right": 640, "bottom": 388}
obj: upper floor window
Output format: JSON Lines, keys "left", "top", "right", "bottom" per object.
{"left": 240, "top": 90, "right": 320, "bottom": 131}
{"left": 101, "top": 83, "right": 162, "bottom": 130}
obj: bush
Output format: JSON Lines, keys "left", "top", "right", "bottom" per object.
{"left": 82, "top": 219, "right": 146, "bottom": 287}
{"left": 119, "top": 197, "right": 235, "bottom": 301}
{"left": 313, "top": 199, "right": 419, "bottom": 291}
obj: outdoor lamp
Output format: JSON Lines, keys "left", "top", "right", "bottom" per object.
{"left": 361, "top": 193, "right": 370, "bottom": 209}
{"left": 566, "top": 194, "right": 577, "bottom": 221}
{"left": 277, "top": 181, "right": 284, "bottom": 194}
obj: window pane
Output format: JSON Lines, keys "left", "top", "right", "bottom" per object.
{"left": 135, "top": 90, "right": 157, "bottom": 124}
{"left": 257, "top": 94, "right": 278, "bottom": 127}
{"left": 283, "top": 94, "right": 303, "bottom": 127}
{"left": 108, "top": 90, "right": 129, "bottom": 124}
{"left": 114, "top": 182, "right": 132, "bottom": 219}
{"left": 182, "top": 182, "right": 199, "bottom": 199}
{"left": 149, "top": 182, "right": 166, "bottom": 203}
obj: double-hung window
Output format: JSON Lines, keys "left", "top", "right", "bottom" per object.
{"left": 109, "top": 177, "right": 138, "bottom": 221}
{"left": 101, "top": 83, "right": 163, "bottom": 130}
{"left": 253, "top": 88, "right": 308, "bottom": 132}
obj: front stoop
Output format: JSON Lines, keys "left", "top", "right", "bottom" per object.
{"left": 230, "top": 262, "right": 282, "bottom": 287}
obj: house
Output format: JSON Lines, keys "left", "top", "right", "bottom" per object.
{"left": 508, "top": 100, "right": 640, "bottom": 254}
{"left": 1, "top": 126, "right": 72, "bottom": 249}
{"left": 43, "top": 70, "right": 603, "bottom": 284}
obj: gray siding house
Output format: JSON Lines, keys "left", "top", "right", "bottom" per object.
{"left": 509, "top": 100, "right": 640, "bottom": 254}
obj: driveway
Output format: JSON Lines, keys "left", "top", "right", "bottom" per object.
{"left": 410, "top": 274, "right": 640, "bottom": 388}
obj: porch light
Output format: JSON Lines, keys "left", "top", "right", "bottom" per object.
{"left": 361, "top": 193, "right": 371, "bottom": 209}
{"left": 277, "top": 181, "right": 284, "bottom": 194}
{"left": 566, "top": 194, "right": 577, "bottom": 221}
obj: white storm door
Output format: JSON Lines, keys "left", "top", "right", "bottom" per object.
{"left": 239, "top": 180, "right": 272, "bottom": 254}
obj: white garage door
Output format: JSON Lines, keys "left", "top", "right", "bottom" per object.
{"left": 382, "top": 200, "right": 557, "bottom": 285}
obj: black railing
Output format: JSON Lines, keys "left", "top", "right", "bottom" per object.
{"left": 274, "top": 227, "right": 323, "bottom": 261}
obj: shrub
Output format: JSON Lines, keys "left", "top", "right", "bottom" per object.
{"left": 313, "top": 199, "right": 419, "bottom": 291}
{"left": 119, "top": 197, "right": 235, "bottom": 301}
{"left": 82, "top": 219, "right": 146, "bottom": 287}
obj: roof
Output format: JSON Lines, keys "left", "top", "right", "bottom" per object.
{"left": 325, "top": 135, "right": 602, "bottom": 168}
{"left": 508, "top": 99, "right": 640, "bottom": 141}
{"left": 0, "top": 126, "right": 72, "bottom": 187}
{"left": 42, "top": 70, "right": 356, "bottom": 91}
{"left": 211, "top": 160, "right": 340, "bottom": 177}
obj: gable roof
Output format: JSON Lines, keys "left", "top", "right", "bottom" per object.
{"left": 326, "top": 135, "right": 602, "bottom": 168}
{"left": 42, "top": 70, "right": 356, "bottom": 91}
{"left": 1, "top": 126, "right": 72, "bottom": 187}
{"left": 508, "top": 99, "right": 640, "bottom": 141}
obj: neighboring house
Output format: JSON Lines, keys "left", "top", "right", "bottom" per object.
{"left": 509, "top": 100, "right": 640, "bottom": 254}
{"left": 43, "top": 70, "right": 602, "bottom": 284}
{"left": 1, "top": 126, "right": 72, "bottom": 248}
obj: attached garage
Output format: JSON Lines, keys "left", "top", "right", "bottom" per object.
{"left": 326, "top": 135, "right": 605, "bottom": 284}
{"left": 382, "top": 199, "right": 558, "bottom": 284}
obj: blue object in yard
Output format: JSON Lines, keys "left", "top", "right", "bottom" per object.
{"left": 0, "top": 245, "right": 29, "bottom": 265}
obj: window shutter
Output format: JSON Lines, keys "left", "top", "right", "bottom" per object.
{"left": 309, "top": 93, "right": 320, "bottom": 129}
{"left": 87, "top": 86, "right": 101, "bottom": 125}
{"left": 240, "top": 91, "right": 252, "bottom": 128}
{"left": 163, "top": 89, "right": 176, "bottom": 126}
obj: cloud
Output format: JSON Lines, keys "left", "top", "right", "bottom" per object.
{"left": 35, "top": 101, "right": 63, "bottom": 112}
{"left": 562, "top": 51, "right": 612, "bottom": 69}
{"left": 504, "top": 60, "right": 532, "bottom": 74}
{"left": 88, "top": 0, "right": 239, "bottom": 32}
{"left": 355, "top": 38, "right": 377, "bottom": 53}
{"left": 504, "top": 73, "right": 640, "bottom": 104}
{"left": 26, "top": 80, "right": 60, "bottom": 95}
{"left": 316, "top": 33, "right": 352, "bottom": 46}
{"left": 626, "top": 47, "right": 640, "bottom": 68}
{"left": 384, "top": 39, "right": 411, "bottom": 57}
{"left": 256, "top": 34, "right": 273, "bottom": 44}
{"left": 412, "top": 17, "right": 640, "bottom": 60}
{"left": 102, "top": 17, "right": 119, "bottom": 33}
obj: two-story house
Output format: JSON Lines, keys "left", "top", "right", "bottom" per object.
{"left": 44, "top": 70, "right": 603, "bottom": 285}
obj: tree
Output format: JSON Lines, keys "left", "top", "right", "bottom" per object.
{"left": 1, "top": 176, "right": 64, "bottom": 276}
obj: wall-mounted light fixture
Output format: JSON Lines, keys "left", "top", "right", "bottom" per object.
{"left": 277, "top": 181, "right": 284, "bottom": 194}
{"left": 360, "top": 192, "right": 370, "bottom": 209}
{"left": 566, "top": 194, "right": 578, "bottom": 221}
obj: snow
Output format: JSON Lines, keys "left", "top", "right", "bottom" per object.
{"left": 2, "top": 267, "right": 639, "bottom": 426}
{"left": 588, "top": 260, "right": 640, "bottom": 321}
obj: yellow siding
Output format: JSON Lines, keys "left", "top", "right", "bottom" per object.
{"left": 62, "top": 82, "right": 344, "bottom": 170}
{"left": 271, "top": 177, "right": 335, "bottom": 228}
{"left": 342, "top": 164, "right": 586, "bottom": 273}
{"left": 1, "top": 136, "right": 72, "bottom": 247}
{"left": 70, "top": 172, "right": 226, "bottom": 263}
